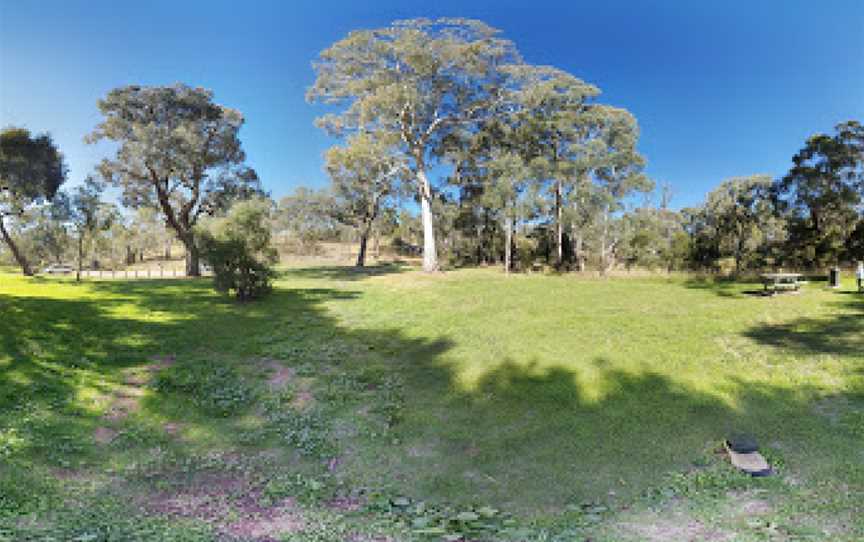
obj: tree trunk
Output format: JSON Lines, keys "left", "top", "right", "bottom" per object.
{"left": 575, "top": 232, "right": 585, "bottom": 272}
{"left": 555, "top": 178, "right": 563, "bottom": 268}
{"left": 504, "top": 218, "right": 512, "bottom": 274}
{"left": 0, "top": 216, "right": 33, "bottom": 276}
{"left": 164, "top": 241, "right": 171, "bottom": 260}
{"left": 600, "top": 207, "right": 609, "bottom": 275}
{"left": 76, "top": 232, "right": 84, "bottom": 282}
{"left": 417, "top": 168, "right": 438, "bottom": 272}
{"left": 184, "top": 235, "right": 200, "bottom": 276}
{"left": 356, "top": 226, "right": 370, "bottom": 267}
{"left": 571, "top": 222, "right": 586, "bottom": 272}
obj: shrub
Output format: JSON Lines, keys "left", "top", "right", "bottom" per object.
{"left": 198, "top": 199, "right": 278, "bottom": 301}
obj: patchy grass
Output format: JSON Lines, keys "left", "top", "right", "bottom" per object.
{"left": 0, "top": 267, "right": 862, "bottom": 541}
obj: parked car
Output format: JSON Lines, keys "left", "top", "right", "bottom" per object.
{"left": 42, "top": 263, "right": 74, "bottom": 274}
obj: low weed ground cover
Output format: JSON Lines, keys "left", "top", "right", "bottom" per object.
{"left": 0, "top": 267, "right": 861, "bottom": 540}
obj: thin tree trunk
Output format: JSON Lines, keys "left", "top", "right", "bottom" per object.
{"left": 504, "top": 217, "right": 512, "bottom": 274}
{"left": 0, "top": 216, "right": 32, "bottom": 276}
{"left": 373, "top": 231, "right": 380, "bottom": 259}
{"left": 575, "top": 232, "right": 585, "bottom": 272}
{"left": 76, "top": 232, "right": 84, "bottom": 282}
{"left": 184, "top": 235, "right": 200, "bottom": 276}
{"left": 164, "top": 241, "right": 171, "bottom": 260}
{"left": 555, "top": 178, "right": 563, "bottom": 268}
{"left": 356, "top": 224, "right": 371, "bottom": 267}
{"left": 600, "top": 207, "right": 609, "bottom": 275}
{"left": 417, "top": 168, "right": 438, "bottom": 272}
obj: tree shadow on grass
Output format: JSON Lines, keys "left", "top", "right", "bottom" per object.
{"left": 743, "top": 298, "right": 864, "bottom": 357}
{"left": 376, "top": 353, "right": 864, "bottom": 513}
{"left": 0, "top": 278, "right": 367, "bottom": 473}
{"left": 2, "top": 271, "right": 862, "bottom": 534}
{"left": 280, "top": 261, "right": 410, "bottom": 281}
{"left": 682, "top": 277, "right": 762, "bottom": 298}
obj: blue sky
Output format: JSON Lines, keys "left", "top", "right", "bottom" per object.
{"left": 1, "top": 0, "right": 862, "bottom": 209}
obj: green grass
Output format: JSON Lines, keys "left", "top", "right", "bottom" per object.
{"left": 0, "top": 267, "right": 862, "bottom": 541}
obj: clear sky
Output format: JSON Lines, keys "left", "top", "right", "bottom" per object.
{"left": 1, "top": 0, "right": 862, "bottom": 209}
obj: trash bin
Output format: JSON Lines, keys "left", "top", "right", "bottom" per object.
{"left": 829, "top": 267, "right": 841, "bottom": 288}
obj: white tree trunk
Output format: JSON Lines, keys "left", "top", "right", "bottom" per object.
{"left": 417, "top": 169, "right": 438, "bottom": 272}
{"left": 504, "top": 218, "right": 512, "bottom": 274}
{"left": 555, "top": 179, "right": 563, "bottom": 267}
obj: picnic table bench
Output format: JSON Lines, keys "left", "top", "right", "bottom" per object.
{"left": 760, "top": 273, "right": 802, "bottom": 294}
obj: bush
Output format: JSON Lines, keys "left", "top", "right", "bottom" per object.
{"left": 198, "top": 199, "right": 278, "bottom": 301}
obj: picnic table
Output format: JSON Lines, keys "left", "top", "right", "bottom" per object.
{"left": 760, "top": 273, "right": 802, "bottom": 294}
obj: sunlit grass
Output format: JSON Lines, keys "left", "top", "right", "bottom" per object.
{"left": 1, "top": 267, "right": 862, "bottom": 539}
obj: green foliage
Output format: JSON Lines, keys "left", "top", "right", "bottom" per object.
{"left": 0, "top": 127, "right": 67, "bottom": 275}
{"left": 3, "top": 497, "right": 214, "bottom": 542}
{"left": 153, "top": 360, "right": 257, "bottom": 416}
{"left": 778, "top": 120, "right": 864, "bottom": 267}
{"left": 371, "top": 495, "right": 516, "bottom": 540}
{"left": 686, "top": 175, "right": 784, "bottom": 272}
{"left": 88, "top": 83, "right": 262, "bottom": 275}
{"left": 199, "top": 198, "right": 278, "bottom": 301}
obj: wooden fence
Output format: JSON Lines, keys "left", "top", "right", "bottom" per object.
{"left": 79, "top": 268, "right": 212, "bottom": 279}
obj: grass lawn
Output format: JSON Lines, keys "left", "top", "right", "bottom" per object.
{"left": 0, "top": 266, "right": 862, "bottom": 541}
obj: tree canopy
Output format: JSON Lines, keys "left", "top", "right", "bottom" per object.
{"left": 87, "top": 84, "right": 262, "bottom": 275}
{"left": 0, "top": 127, "right": 66, "bottom": 275}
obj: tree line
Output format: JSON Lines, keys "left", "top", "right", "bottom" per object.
{"left": 2, "top": 18, "right": 863, "bottom": 286}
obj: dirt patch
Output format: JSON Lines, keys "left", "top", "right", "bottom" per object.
{"left": 739, "top": 498, "right": 772, "bottom": 516}
{"left": 163, "top": 422, "right": 183, "bottom": 437}
{"left": 619, "top": 509, "right": 734, "bottom": 542}
{"left": 327, "top": 495, "right": 363, "bottom": 512}
{"left": 263, "top": 360, "right": 295, "bottom": 390}
{"left": 103, "top": 395, "right": 141, "bottom": 422}
{"left": 224, "top": 505, "right": 303, "bottom": 540}
{"left": 727, "top": 491, "right": 773, "bottom": 517}
{"left": 148, "top": 354, "right": 176, "bottom": 371}
{"left": 123, "top": 372, "right": 151, "bottom": 386}
{"left": 146, "top": 476, "right": 304, "bottom": 540}
{"left": 291, "top": 390, "right": 315, "bottom": 411}
{"left": 94, "top": 426, "right": 118, "bottom": 445}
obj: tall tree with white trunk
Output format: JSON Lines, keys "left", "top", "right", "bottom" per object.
{"left": 308, "top": 18, "right": 520, "bottom": 271}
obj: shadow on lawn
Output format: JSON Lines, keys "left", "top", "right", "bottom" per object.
{"left": 387, "top": 352, "right": 864, "bottom": 511}
{"left": 682, "top": 277, "right": 769, "bottom": 298}
{"left": 2, "top": 272, "right": 862, "bottom": 521}
{"left": 280, "top": 261, "right": 410, "bottom": 281}
{"left": 744, "top": 297, "right": 864, "bottom": 357}
{"left": 0, "top": 278, "right": 368, "bottom": 470}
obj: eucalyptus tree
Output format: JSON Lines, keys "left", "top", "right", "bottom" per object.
{"left": 778, "top": 120, "right": 864, "bottom": 266}
{"left": 21, "top": 198, "right": 72, "bottom": 267}
{"left": 500, "top": 66, "right": 649, "bottom": 271}
{"left": 485, "top": 150, "right": 535, "bottom": 272}
{"left": 588, "top": 107, "right": 652, "bottom": 273}
{"left": 69, "top": 177, "right": 116, "bottom": 281}
{"left": 0, "top": 127, "right": 66, "bottom": 275}
{"left": 325, "top": 132, "right": 406, "bottom": 267}
{"left": 88, "top": 84, "right": 262, "bottom": 276}
{"left": 501, "top": 65, "right": 600, "bottom": 267}
{"left": 274, "top": 187, "right": 341, "bottom": 248}
{"left": 694, "top": 175, "right": 780, "bottom": 272}
{"left": 308, "top": 18, "right": 521, "bottom": 271}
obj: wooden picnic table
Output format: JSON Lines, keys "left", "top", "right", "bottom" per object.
{"left": 760, "top": 273, "right": 802, "bottom": 294}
